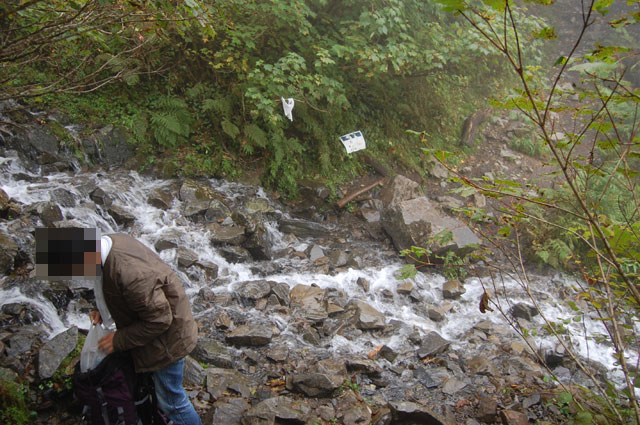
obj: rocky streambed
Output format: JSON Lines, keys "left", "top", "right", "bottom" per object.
{"left": 0, "top": 108, "right": 619, "bottom": 425}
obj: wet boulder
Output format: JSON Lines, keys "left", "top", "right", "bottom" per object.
{"left": 38, "top": 326, "right": 78, "bottom": 379}
{"left": 147, "top": 188, "right": 174, "bottom": 210}
{"left": 241, "top": 396, "right": 310, "bottom": 425}
{"left": 206, "top": 368, "right": 254, "bottom": 399}
{"left": 381, "top": 197, "right": 480, "bottom": 256}
{"left": 0, "top": 230, "right": 18, "bottom": 275}
{"left": 207, "top": 223, "right": 246, "bottom": 245}
{"left": 289, "top": 284, "right": 327, "bottom": 322}
{"left": 205, "top": 397, "right": 249, "bottom": 425}
{"left": 235, "top": 280, "right": 272, "bottom": 305}
{"left": 417, "top": 331, "right": 450, "bottom": 359}
{"left": 27, "top": 201, "right": 63, "bottom": 226}
{"left": 269, "top": 282, "right": 290, "bottom": 306}
{"left": 176, "top": 247, "right": 198, "bottom": 268}
{"left": 279, "top": 218, "right": 332, "bottom": 239}
{"left": 179, "top": 179, "right": 225, "bottom": 218}
{"left": 379, "top": 174, "right": 422, "bottom": 207}
{"left": 351, "top": 300, "right": 386, "bottom": 330}
{"left": 443, "top": 280, "right": 465, "bottom": 299}
{"left": 226, "top": 324, "right": 273, "bottom": 346}
{"left": 93, "top": 125, "right": 134, "bottom": 169}
{"left": 286, "top": 358, "right": 347, "bottom": 397}
{"left": 191, "top": 338, "right": 234, "bottom": 369}
{"left": 335, "top": 389, "right": 372, "bottom": 425}
{"left": 510, "top": 303, "right": 539, "bottom": 321}
{"left": 205, "top": 199, "right": 231, "bottom": 222}
{"left": 89, "top": 187, "right": 113, "bottom": 207}
{"left": 389, "top": 401, "right": 450, "bottom": 425}
{"left": 218, "top": 245, "right": 252, "bottom": 263}
{"left": 107, "top": 203, "right": 135, "bottom": 227}
{"left": 51, "top": 188, "right": 76, "bottom": 208}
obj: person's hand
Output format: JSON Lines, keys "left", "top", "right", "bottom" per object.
{"left": 98, "top": 332, "right": 115, "bottom": 354}
{"left": 90, "top": 310, "right": 102, "bottom": 325}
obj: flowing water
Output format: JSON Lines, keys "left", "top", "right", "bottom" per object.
{"left": 0, "top": 148, "right": 636, "bottom": 391}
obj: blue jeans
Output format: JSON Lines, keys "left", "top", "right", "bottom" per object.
{"left": 152, "top": 358, "right": 202, "bottom": 425}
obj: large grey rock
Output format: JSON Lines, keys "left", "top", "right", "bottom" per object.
{"left": 89, "top": 187, "right": 113, "bottom": 207}
{"left": 51, "top": 188, "right": 76, "bottom": 208}
{"left": 442, "top": 280, "right": 465, "bottom": 299}
{"left": 270, "top": 282, "right": 290, "bottom": 306}
{"left": 389, "top": 401, "right": 451, "bottom": 425}
{"left": 279, "top": 219, "right": 332, "bottom": 238}
{"left": 0, "top": 230, "right": 18, "bottom": 275}
{"left": 147, "top": 188, "right": 174, "bottom": 210}
{"left": 510, "top": 303, "right": 539, "bottom": 321}
{"left": 381, "top": 197, "right": 480, "bottom": 256}
{"left": 218, "top": 245, "right": 252, "bottom": 263}
{"left": 208, "top": 223, "right": 246, "bottom": 245}
{"left": 241, "top": 396, "right": 310, "bottom": 425}
{"left": 38, "top": 326, "right": 78, "bottom": 379}
{"left": 179, "top": 179, "right": 223, "bottom": 217}
{"left": 204, "top": 199, "right": 231, "bottom": 222}
{"left": 226, "top": 324, "right": 273, "bottom": 346}
{"left": 351, "top": 300, "right": 386, "bottom": 330}
{"left": 417, "top": 332, "right": 450, "bottom": 359}
{"left": 242, "top": 222, "right": 273, "bottom": 260}
{"left": 335, "top": 389, "right": 372, "bottom": 425}
{"left": 235, "top": 280, "right": 272, "bottom": 304}
{"left": 176, "top": 247, "right": 198, "bottom": 268}
{"left": 28, "top": 201, "right": 63, "bottom": 226}
{"left": 16, "top": 125, "right": 61, "bottom": 165}
{"left": 286, "top": 358, "right": 347, "bottom": 397}
{"left": 289, "top": 284, "right": 327, "bottom": 322}
{"left": 206, "top": 368, "right": 254, "bottom": 398}
{"left": 108, "top": 203, "right": 135, "bottom": 226}
{"left": 183, "top": 355, "right": 206, "bottom": 386}
{"left": 191, "top": 338, "right": 234, "bottom": 369}
{"left": 205, "top": 397, "right": 249, "bottom": 425}
{"left": 379, "top": 175, "right": 422, "bottom": 207}
{"left": 94, "top": 125, "right": 134, "bottom": 168}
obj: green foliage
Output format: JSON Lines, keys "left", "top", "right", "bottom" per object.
{"left": 433, "top": 1, "right": 640, "bottom": 422}
{"left": 0, "top": 377, "right": 33, "bottom": 425}
{"left": 11, "top": 0, "right": 512, "bottom": 196}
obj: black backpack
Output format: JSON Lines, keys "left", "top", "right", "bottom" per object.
{"left": 72, "top": 351, "right": 171, "bottom": 425}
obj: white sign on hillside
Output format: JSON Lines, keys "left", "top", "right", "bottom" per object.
{"left": 339, "top": 131, "right": 366, "bottom": 153}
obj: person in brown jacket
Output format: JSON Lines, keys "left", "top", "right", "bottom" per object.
{"left": 92, "top": 233, "right": 201, "bottom": 425}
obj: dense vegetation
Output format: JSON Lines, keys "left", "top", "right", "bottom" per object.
{"left": 429, "top": 1, "right": 640, "bottom": 423}
{"left": 1, "top": 0, "right": 521, "bottom": 196}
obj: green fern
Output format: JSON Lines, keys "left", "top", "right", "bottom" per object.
{"left": 221, "top": 119, "right": 240, "bottom": 139}
{"left": 148, "top": 96, "right": 192, "bottom": 148}
{"left": 201, "top": 96, "right": 233, "bottom": 118}
{"left": 244, "top": 123, "right": 267, "bottom": 148}
{"left": 538, "top": 238, "right": 573, "bottom": 269}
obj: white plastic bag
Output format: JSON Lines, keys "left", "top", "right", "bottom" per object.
{"left": 281, "top": 97, "right": 294, "bottom": 121}
{"left": 80, "top": 324, "right": 109, "bottom": 372}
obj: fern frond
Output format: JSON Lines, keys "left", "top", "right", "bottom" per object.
{"left": 221, "top": 119, "right": 240, "bottom": 139}
{"left": 244, "top": 123, "right": 267, "bottom": 148}
{"left": 202, "top": 96, "right": 233, "bottom": 118}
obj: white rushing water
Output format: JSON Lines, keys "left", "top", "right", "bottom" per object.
{"left": 0, "top": 149, "right": 636, "bottom": 391}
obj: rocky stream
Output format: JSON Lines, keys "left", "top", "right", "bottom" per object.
{"left": 0, "top": 104, "right": 630, "bottom": 425}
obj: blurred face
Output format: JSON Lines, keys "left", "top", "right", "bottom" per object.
{"left": 35, "top": 227, "right": 102, "bottom": 281}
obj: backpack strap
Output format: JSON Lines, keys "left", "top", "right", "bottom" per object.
{"left": 96, "top": 386, "right": 111, "bottom": 425}
{"left": 81, "top": 404, "right": 91, "bottom": 425}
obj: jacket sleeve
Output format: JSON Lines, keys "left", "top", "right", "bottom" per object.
{"left": 112, "top": 275, "right": 173, "bottom": 352}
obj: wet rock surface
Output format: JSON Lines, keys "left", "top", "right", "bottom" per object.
{"left": 0, "top": 108, "right": 614, "bottom": 425}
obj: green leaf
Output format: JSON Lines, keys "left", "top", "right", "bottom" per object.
{"left": 221, "top": 119, "right": 240, "bottom": 139}
{"left": 436, "top": 0, "right": 467, "bottom": 12}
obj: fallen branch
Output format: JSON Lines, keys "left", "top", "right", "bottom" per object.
{"left": 337, "top": 177, "right": 386, "bottom": 208}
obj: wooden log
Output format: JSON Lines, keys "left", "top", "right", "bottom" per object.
{"left": 337, "top": 177, "right": 386, "bottom": 208}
